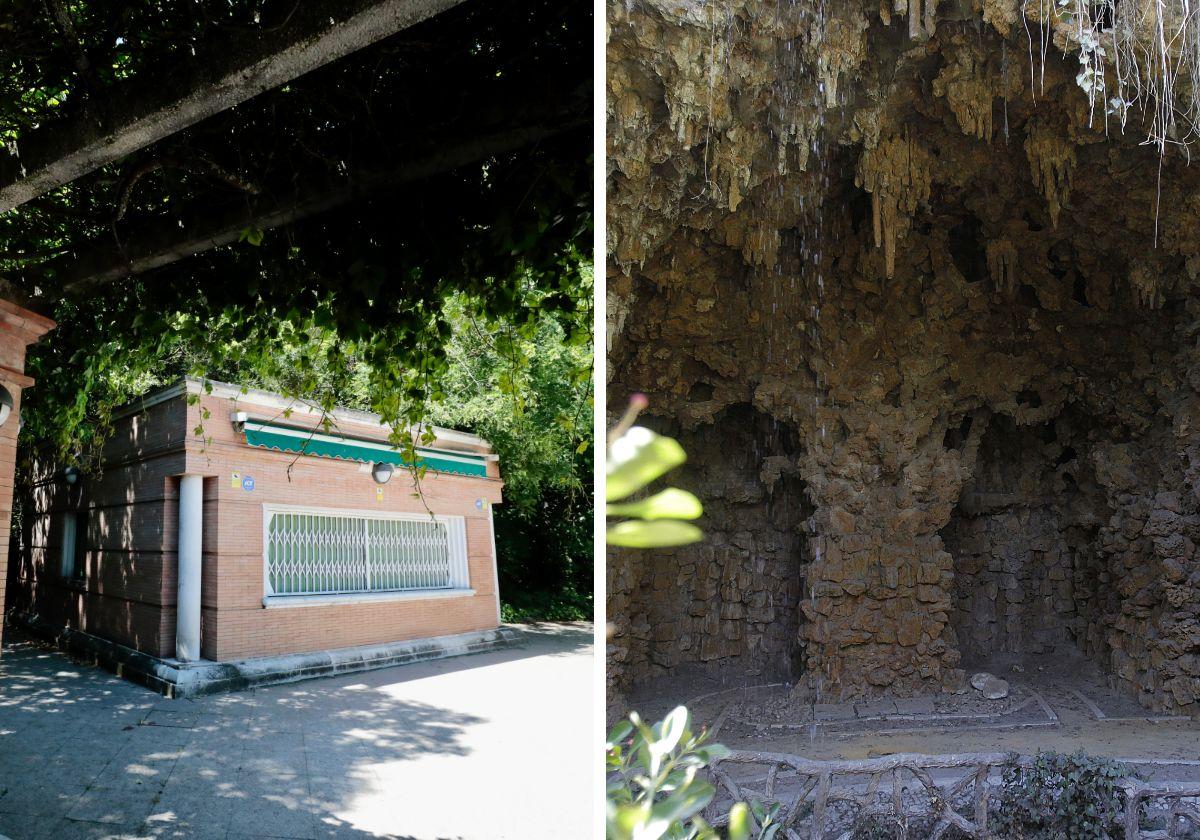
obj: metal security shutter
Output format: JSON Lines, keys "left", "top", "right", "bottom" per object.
{"left": 264, "top": 507, "right": 468, "bottom": 597}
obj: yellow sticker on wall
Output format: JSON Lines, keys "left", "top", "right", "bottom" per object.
{"left": 230, "top": 472, "right": 241, "bottom": 489}
{"left": 375, "top": 486, "right": 384, "bottom": 502}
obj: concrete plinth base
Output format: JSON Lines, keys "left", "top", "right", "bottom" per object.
{"left": 8, "top": 612, "right": 514, "bottom": 697}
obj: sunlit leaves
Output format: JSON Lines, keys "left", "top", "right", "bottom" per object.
{"left": 606, "top": 520, "right": 703, "bottom": 549}
{"left": 426, "top": 279, "right": 592, "bottom": 510}
{"left": 605, "top": 424, "right": 702, "bottom": 548}
{"left": 606, "top": 706, "right": 783, "bottom": 839}
{"left": 606, "top": 706, "right": 735, "bottom": 840}
{"left": 606, "top": 487, "right": 702, "bottom": 547}
{"left": 606, "top": 427, "right": 686, "bottom": 503}
{"left": 606, "top": 487, "right": 702, "bottom": 521}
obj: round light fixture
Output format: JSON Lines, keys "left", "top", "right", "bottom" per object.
{"left": 0, "top": 386, "right": 12, "bottom": 428}
{"left": 63, "top": 466, "right": 81, "bottom": 485}
{"left": 371, "top": 462, "right": 394, "bottom": 485}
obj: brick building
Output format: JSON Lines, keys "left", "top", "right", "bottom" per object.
{"left": 0, "top": 299, "right": 54, "bottom": 652}
{"left": 5, "top": 378, "right": 507, "bottom": 694}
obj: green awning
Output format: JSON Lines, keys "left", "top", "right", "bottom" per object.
{"left": 241, "top": 421, "right": 489, "bottom": 477}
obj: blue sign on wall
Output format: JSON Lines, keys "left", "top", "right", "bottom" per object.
{"left": 242, "top": 476, "right": 256, "bottom": 492}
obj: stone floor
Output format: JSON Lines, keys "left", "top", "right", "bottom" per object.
{"left": 0, "top": 622, "right": 593, "bottom": 840}
{"left": 623, "top": 662, "right": 1200, "bottom": 772}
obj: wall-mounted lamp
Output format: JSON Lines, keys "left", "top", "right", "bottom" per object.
{"left": 372, "top": 462, "right": 394, "bottom": 485}
{"left": 62, "top": 466, "right": 81, "bottom": 485}
{"left": 0, "top": 386, "right": 13, "bottom": 428}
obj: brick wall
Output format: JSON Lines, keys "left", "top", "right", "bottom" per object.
{"left": 0, "top": 383, "right": 22, "bottom": 637}
{"left": 189, "top": 391, "right": 503, "bottom": 660}
{"left": 11, "top": 397, "right": 186, "bottom": 656}
{"left": 10, "top": 381, "right": 504, "bottom": 662}
{"left": 0, "top": 300, "right": 54, "bottom": 648}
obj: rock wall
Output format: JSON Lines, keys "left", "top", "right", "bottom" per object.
{"left": 607, "top": 0, "right": 1200, "bottom": 713}
{"left": 1091, "top": 424, "right": 1200, "bottom": 710}
{"left": 943, "top": 414, "right": 1112, "bottom": 663}
{"left": 607, "top": 405, "right": 810, "bottom": 700}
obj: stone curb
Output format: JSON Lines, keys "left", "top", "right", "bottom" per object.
{"left": 9, "top": 611, "right": 516, "bottom": 697}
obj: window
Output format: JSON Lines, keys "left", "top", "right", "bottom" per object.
{"left": 263, "top": 506, "right": 469, "bottom": 599}
{"left": 58, "top": 510, "right": 87, "bottom": 581}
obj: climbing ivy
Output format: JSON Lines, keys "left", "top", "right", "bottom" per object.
{"left": 993, "top": 750, "right": 1132, "bottom": 840}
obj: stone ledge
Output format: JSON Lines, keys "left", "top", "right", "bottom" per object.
{"left": 7, "top": 612, "right": 515, "bottom": 697}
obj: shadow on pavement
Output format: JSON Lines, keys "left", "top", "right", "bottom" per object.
{"left": 0, "top": 622, "right": 593, "bottom": 838}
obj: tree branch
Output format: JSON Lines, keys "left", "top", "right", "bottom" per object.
{"left": 113, "top": 155, "right": 260, "bottom": 222}
{"left": 23, "top": 115, "right": 586, "bottom": 303}
{"left": 0, "top": 0, "right": 466, "bottom": 213}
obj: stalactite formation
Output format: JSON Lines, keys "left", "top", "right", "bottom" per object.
{"left": 981, "top": 0, "right": 1020, "bottom": 37}
{"left": 1024, "top": 116, "right": 1076, "bottom": 230}
{"left": 933, "top": 38, "right": 1007, "bottom": 142}
{"left": 814, "top": 9, "right": 870, "bottom": 109}
{"left": 1130, "top": 261, "right": 1166, "bottom": 310}
{"left": 856, "top": 132, "right": 933, "bottom": 279}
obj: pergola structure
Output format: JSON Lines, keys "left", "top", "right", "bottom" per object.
{"left": 0, "top": 0, "right": 591, "bottom": 651}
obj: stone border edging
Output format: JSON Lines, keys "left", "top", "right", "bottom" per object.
{"left": 7, "top": 612, "right": 515, "bottom": 697}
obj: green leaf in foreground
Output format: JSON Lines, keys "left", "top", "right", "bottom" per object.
{"left": 607, "top": 487, "right": 702, "bottom": 520}
{"left": 606, "top": 520, "right": 704, "bottom": 548}
{"left": 727, "top": 803, "right": 751, "bottom": 840}
{"left": 647, "top": 773, "right": 714, "bottom": 826}
{"left": 607, "top": 426, "right": 686, "bottom": 501}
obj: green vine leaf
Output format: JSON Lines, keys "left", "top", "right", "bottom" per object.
{"left": 606, "top": 488, "right": 702, "bottom": 521}
{"left": 607, "top": 427, "right": 687, "bottom": 502}
{"left": 606, "top": 520, "right": 703, "bottom": 548}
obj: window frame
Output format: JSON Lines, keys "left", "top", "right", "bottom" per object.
{"left": 58, "top": 508, "right": 87, "bottom": 583}
{"left": 261, "top": 503, "right": 472, "bottom": 608}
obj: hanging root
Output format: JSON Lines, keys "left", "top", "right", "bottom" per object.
{"left": 1019, "top": 0, "right": 1200, "bottom": 155}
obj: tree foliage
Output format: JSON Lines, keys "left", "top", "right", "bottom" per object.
{"left": 429, "top": 284, "right": 594, "bottom": 620}
{"left": 1, "top": 0, "right": 590, "bottom": 454}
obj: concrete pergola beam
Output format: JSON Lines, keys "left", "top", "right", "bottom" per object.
{"left": 0, "top": 0, "right": 466, "bottom": 214}
{"left": 23, "top": 116, "right": 585, "bottom": 302}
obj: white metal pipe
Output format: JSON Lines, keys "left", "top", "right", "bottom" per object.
{"left": 176, "top": 474, "right": 203, "bottom": 661}
{"left": 487, "top": 504, "right": 501, "bottom": 625}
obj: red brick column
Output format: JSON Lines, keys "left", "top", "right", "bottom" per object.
{"left": 0, "top": 299, "right": 55, "bottom": 649}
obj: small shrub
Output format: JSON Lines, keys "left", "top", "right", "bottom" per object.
{"left": 993, "top": 750, "right": 1131, "bottom": 840}
{"left": 605, "top": 706, "right": 781, "bottom": 840}
{"left": 606, "top": 706, "right": 728, "bottom": 840}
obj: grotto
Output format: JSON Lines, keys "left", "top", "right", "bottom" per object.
{"left": 605, "top": 0, "right": 1200, "bottom": 731}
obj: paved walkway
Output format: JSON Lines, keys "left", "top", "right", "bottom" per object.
{"left": 0, "top": 623, "right": 593, "bottom": 839}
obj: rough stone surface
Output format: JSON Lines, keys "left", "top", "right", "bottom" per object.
{"left": 945, "top": 414, "right": 1113, "bottom": 662}
{"left": 607, "top": 0, "right": 1200, "bottom": 715}
{"left": 979, "top": 675, "right": 1010, "bottom": 700}
{"left": 608, "top": 407, "right": 810, "bottom": 687}
{"left": 964, "top": 672, "right": 1012, "bottom": 700}
{"left": 969, "top": 672, "right": 993, "bottom": 691}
